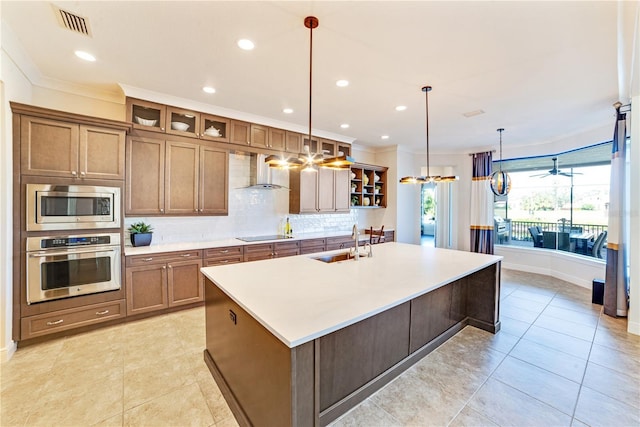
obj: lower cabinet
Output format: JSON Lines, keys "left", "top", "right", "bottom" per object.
{"left": 126, "top": 250, "right": 203, "bottom": 315}
{"left": 243, "top": 241, "right": 300, "bottom": 262}
{"left": 21, "top": 300, "right": 126, "bottom": 340}
{"left": 300, "top": 238, "right": 326, "bottom": 254}
{"left": 326, "top": 235, "right": 356, "bottom": 251}
{"left": 204, "top": 245, "right": 244, "bottom": 266}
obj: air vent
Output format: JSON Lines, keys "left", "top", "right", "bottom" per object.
{"left": 54, "top": 6, "right": 92, "bottom": 37}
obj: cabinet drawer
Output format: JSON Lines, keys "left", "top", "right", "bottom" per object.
{"left": 300, "top": 238, "right": 326, "bottom": 248}
{"left": 127, "top": 250, "right": 202, "bottom": 266}
{"left": 300, "top": 246, "right": 326, "bottom": 255}
{"left": 244, "top": 243, "right": 274, "bottom": 254}
{"left": 21, "top": 300, "right": 125, "bottom": 339}
{"left": 204, "top": 246, "right": 244, "bottom": 259}
{"left": 274, "top": 240, "right": 300, "bottom": 251}
{"left": 204, "top": 256, "right": 244, "bottom": 267}
{"left": 274, "top": 248, "right": 300, "bottom": 258}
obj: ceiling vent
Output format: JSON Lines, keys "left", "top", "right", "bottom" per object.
{"left": 53, "top": 6, "right": 92, "bottom": 37}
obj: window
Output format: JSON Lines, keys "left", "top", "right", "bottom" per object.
{"left": 494, "top": 142, "right": 611, "bottom": 259}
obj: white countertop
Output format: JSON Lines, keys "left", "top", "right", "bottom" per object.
{"left": 124, "top": 230, "right": 378, "bottom": 256}
{"left": 201, "top": 242, "right": 502, "bottom": 348}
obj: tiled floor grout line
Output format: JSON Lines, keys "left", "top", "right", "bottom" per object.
{"left": 568, "top": 305, "right": 604, "bottom": 424}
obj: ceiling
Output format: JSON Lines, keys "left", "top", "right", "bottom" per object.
{"left": 1, "top": 1, "right": 633, "bottom": 153}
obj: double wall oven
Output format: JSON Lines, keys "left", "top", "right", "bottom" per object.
{"left": 25, "top": 184, "right": 122, "bottom": 304}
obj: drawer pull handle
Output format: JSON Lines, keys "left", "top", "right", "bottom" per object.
{"left": 180, "top": 254, "right": 191, "bottom": 257}
{"left": 96, "top": 310, "right": 110, "bottom": 315}
{"left": 220, "top": 250, "right": 229, "bottom": 254}
{"left": 46, "top": 319, "right": 64, "bottom": 326}
{"left": 143, "top": 258, "right": 154, "bottom": 262}
{"left": 220, "top": 260, "right": 229, "bottom": 263}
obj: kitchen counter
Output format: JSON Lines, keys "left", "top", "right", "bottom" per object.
{"left": 201, "top": 242, "right": 500, "bottom": 347}
{"left": 202, "top": 243, "right": 502, "bottom": 426}
{"left": 124, "top": 229, "right": 382, "bottom": 256}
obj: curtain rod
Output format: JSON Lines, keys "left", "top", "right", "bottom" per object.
{"left": 468, "top": 149, "right": 496, "bottom": 156}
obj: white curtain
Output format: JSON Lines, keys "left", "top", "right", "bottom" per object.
{"left": 470, "top": 152, "right": 494, "bottom": 254}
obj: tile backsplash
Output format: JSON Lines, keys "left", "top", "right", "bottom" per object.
{"left": 125, "top": 153, "right": 359, "bottom": 245}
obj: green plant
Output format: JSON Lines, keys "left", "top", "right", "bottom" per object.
{"left": 128, "top": 221, "right": 153, "bottom": 234}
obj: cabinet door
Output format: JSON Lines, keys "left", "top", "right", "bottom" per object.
{"left": 80, "top": 125, "right": 125, "bottom": 180}
{"left": 285, "top": 131, "right": 302, "bottom": 154}
{"left": 20, "top": 116, "right": 79, "bottom": 178}
{"left": 229, "top": 120, "right": 251, "bottom": 146}
{"left": 200, "top": 114, "right": 230, "bottom": 142}
{"left": 167, "top": 259, "right": 203, "bottom": 306}
{"left": 299, "top": 170, "right": 319, "bottom": 213}
{"left": 199, "top": 146, "right": 229, "bottom": 214}
{"left": 126, "top": 263, "right": 168, "bottom": 315}
{"left": 317, "top": 167, "right": 335, "bottom": 212}
{"left": 127, "top": 98, "right": 167, "bottom": 133}
{"left": 334, "top": 169, "right": 351, "bottom": 212}
{"left": 269, "top": 128, "right": 286, "bottom": 151}
{"left": 126, "top": 136, "right": 165, "bottom": 215}
{"left": 250, "top": 124, "right": 269, "bottom": 148}
{"left": 165, "top": 141, "right": 199, "bottom": 214}
{"left": 243, "top": 243, "right": 274, "bottom": 262}
{"left": 166, "top": 107, "right": 201, "bottom": 138}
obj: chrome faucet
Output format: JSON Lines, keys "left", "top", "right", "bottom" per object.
{"left": 351, "top": 224, "right": 360, "bottom": 260}
{"left": 364, "top": 242, "right": 373, "bottom": 258}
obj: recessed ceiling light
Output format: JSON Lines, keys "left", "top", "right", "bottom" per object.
{"left": 74, "top": 50, "right": 95, "bottom": 62}
{"left": 336, "top": 80, "right": 349, "bottom": 87}
{"left": 463, "top": 109, "right": 485, "bottom": 118}
{"left": 395, "top": 105, "right": 407, "bottom": 111}
{"left": 381, "top": 135, "right": 390, "bottom": 140}
{"left": 202, "top": 86, "right": 216, "bottom": 94}
{"left": 340, "top": 123, "right": 350, "bottom": 129}
{"left": 283, "top": 108, "right": 294, "bottom": 114}
{"left": 237, "top": 39, "right": 255, "bottom": 50}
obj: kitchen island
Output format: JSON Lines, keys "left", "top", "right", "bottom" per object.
{"left": 202, "top": 242, "right": 502, "bottom": 427}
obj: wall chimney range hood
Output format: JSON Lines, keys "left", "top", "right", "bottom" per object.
{"left": 244, "top": 153, "right": 288, "bottom": 190}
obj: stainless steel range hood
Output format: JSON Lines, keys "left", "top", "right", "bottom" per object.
{"left": 244, "top": 153, "right": 289, "bottom": 190}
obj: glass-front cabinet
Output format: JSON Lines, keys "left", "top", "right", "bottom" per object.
{"left": 128, "top": 98, "right": 166, "bottom": 133}
{"left": 166, "top": 107, "right": 200, "bottom": 138}
{"left": 200, "top": 114, "right": 230, "bottom": 143}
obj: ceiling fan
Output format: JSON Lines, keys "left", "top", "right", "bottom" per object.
{"left": 530, "top": 157, "right": 582, "bottom": 178}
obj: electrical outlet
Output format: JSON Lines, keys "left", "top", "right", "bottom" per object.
{"left": 229, "top": 309, "right": 237, "bottom": 325}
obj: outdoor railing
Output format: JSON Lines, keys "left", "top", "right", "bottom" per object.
{"left": 508, "top": 220, "right": 608, "bottom": 243}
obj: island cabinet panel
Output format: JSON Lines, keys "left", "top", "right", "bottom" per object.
{"left": 409, "top": 278, "right": 467, "bottom": 353}
{"left": 465, "top": 263, "right": 501, "bottom": 332}
{"left": 205, "top": 281, "right": 314, "bottom": 427}
{"left": 318, "top": 302, "right": 411, "bottom": 412}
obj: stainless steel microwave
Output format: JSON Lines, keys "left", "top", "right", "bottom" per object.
{"left": 26, "top": 184, "right": 121, "bottom": 231}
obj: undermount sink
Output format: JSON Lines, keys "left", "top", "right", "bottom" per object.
{"left": 312, "top": 252, "right": 367, "bottom": 263}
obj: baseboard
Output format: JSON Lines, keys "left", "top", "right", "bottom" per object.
{"left": 628, "top": 320, "right": 640, "bottom": 336}
{"left": 1, "top": 341, "right": 17, "bottom": 363}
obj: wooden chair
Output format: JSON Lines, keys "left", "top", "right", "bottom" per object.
{"left": 369, "top": 226, "right": 385, "bottom": 244}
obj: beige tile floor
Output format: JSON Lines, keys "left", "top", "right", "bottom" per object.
{"left": 2, "top": 269, "right": 639, "bottom": 426}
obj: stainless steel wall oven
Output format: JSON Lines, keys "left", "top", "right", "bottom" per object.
{"left": 26, "top": 184, "right": 121, "bottom": 231}
{"left": 26, "top": 233, "right": 121, "bottom": 304}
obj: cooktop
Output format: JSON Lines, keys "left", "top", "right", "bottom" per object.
{"left": 236, "top": 235, "right": 293, "bottom": 242}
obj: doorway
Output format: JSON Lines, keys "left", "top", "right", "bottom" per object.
{"left": 421, "top": 183, "right": 436, "bottom": 247}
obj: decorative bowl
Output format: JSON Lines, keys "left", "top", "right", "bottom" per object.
{"left": 171, "top": 122, "right": 190, "bottom": 131}
{"left": 135, "top": 116, "right": 157, "bottom": 126}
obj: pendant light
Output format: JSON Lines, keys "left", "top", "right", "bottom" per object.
{"left": 489, "top": 128, "right": 511, "bottom": 196}
{"left": 266, "top": 16, "right": 354, "bottom": 171}
{"left": 399, "top": 86, "right": 458, "bottom": 184}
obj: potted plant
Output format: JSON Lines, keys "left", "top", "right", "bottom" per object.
{"left": 128, "top": 221, "right": 153, "bottom": 247}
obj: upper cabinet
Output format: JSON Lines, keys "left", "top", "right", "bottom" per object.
{"left": 125, "top": 135, "right": 228, "bottom": 216}
{"left": 289, "top": 167, "right": 350, "bottom": 214}
{"left": 128, "top": 98, "right": 167, "bottom": 133}
{"left": 229, "top": 120, "right": 251, "bottom": 147}
{"left": 200, "top": 114, "right": 230, "bottom": 143}
{"left": 166, "top": 106, "right": 201, "bottom": 138}
{"left": 17, "top": 110, "right": 127, "bottom": 180}
{"left": 350, "top": 163, "right": 388, "bottom": 208}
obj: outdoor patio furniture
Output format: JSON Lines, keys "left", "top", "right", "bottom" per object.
{"left": 588, "top": 231, "right": 607, "bottom": 258}
{"left": 528, "top": 226, "right": 543, "bottom": 247}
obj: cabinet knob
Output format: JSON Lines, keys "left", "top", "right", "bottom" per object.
{"left": 162, "top": 266, "right": 167, "bottom": 270}
{"left": 71, "top": 171, "right": 77, "bottom": 176}
{"left": 199, "top": 209, "right": 203, "bottom": 212}
{"left": 247, "top": 141, "right": 250, "bottom": 145}
{"left": 160, "top": 208, "right": 164, "bottom": 213}
{"left": 80, "top": 171, "right": 86, "bottom": 177}
{"left": 196, "top": 133, "right": 200, "bottom": 137}
{"left": 161, "top": 127, "right": 165, "bottom": 131}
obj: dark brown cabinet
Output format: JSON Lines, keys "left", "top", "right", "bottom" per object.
{"left": 300, "top": 238, "right": 326, "bottom": 254}
{"left": 20, "top": 116, "right": 125, "bottom": 180}
{"left": 126, "top": 250, "right": 203, "bottom": 315}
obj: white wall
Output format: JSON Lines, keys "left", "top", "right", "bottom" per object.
{"left": 1, "top": 15, "right": 33, "bottom": 362}
{"left": 628, "top": 95, "right": 639, "bottom": 335}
